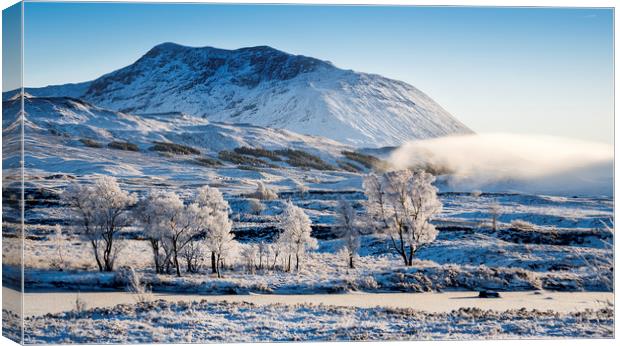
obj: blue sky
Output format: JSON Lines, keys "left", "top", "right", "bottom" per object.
{"left": 17, "top": 2, "right": 614, "bottom": 143}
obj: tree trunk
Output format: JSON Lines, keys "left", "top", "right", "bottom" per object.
{"left": 102, "top": 229, "right": 116, "bottom": 272}
{"left": 174, "top": 256, "right": 181, "bottom": 277}
{"left": 150, "top": 239, "right": 161, "bottom": 274}
{"left": 90, "top": 240, "right": 103, "bottom": 272}
{"left": 286, "top": 254, "right": 291, "bottom": 272}
{"left": 172, "top": 241, "right": 181, "bottom": 277}
{"left": 186, "top": 256, "right": 192, "bottom": 273}
{"left": 295, "top": 254, "right": 300, "bottom": 271}
{"left": 216, "top": 254, "right": 222, "bottom": 278}
{"left": 272, "top": 253, "right": 279, "bottom": 270}
{"left": 349, "top": 255, "right": 354, "bottom": 269}
{"left": 211, "top": 251, "right": 217, "bottom": 274}
{"left": 407, "top": 244, "right": 414, "bottom": 266}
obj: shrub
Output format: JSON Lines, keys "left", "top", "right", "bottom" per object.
{"left": 341, "top": 150, "right": 383, "bottom": 169}
{"left": 247, "top": 182, "right": 278, "bottom": 200}
{"left": 125, "top": 267, "right": 152, "bottom": 303}
{"left": 237, "top": 165, "right": 263, "bottom": 171}
{"left": 247, "top": 198, "right": 266, "bottom": 215}
{"left": 357, "top": 276, "right": 380, "bottom": 290}
{"left": 218, "top": 150, "right": 276, "bottom": 168}
{"left": 73, "top": 294, "right": 87, "bottom": 314}
{"left": 79, "top": 138, "right": 102, "bottom": 148}
{"left": 233, "top": 147, "right": 281, "bottom": 161}
{"left": 108, "top": 141, "right": 139, "bottom": 152}
{"left": 150, "top": 141, "right": 200, "bottom": 155}
{"left": 193, "top": 157, "right": 222, "bottom": 167}
{"left": 510, "top": 219, "right": 536, "bottom": 231}
{"left": 338, "top": 160, "right": 363, "bottom": 172}
{"left": 275, "top": 149, "right": 336, "bottom": 171}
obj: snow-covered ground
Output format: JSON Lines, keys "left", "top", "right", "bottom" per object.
{"left": 3, "top": 299, "right": 613, "bottom": 343}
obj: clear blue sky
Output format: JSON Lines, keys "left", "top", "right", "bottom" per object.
{"left": 18, "top": 2, "right": 614, "bottom": 143}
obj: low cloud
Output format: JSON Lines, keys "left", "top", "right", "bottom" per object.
{"left": 389, "top": 133, "right": 613, "bottom": 196}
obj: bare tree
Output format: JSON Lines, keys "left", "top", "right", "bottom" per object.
{"left": 63, "top": 176, "right": 137, "bottom": 272}
{"left": 257, "top": 241, "right": 269, "bottom": 270}
{"left": 181, "top": 239, "right": 204, "bottom": 273}
{"left": 363, "top": 170, "right": 442, "bottom": 266}
{"left": 241, "top": 244, "right": 258, "bottom": 274}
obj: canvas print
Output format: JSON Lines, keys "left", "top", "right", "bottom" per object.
{"left": 1, "top": 1, "right": 614, "bottom": 344}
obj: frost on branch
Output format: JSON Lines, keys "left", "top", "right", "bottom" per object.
{"left": 249, "top": 181, "right": 278, "bottom": 200}
{"left": 363, "top": 170, "right": 442, "bottom": 266}
{"left": 277, "top": 200, "right": 318, "bottom": 271}
{"left": 196, "top": 186, "right": 238, "bottom": 278}
{"left": 335, "top": 199, "right": 360, "bottom": 269}
{"left": 63, "top": 176, "right": 137, "bottom": 272}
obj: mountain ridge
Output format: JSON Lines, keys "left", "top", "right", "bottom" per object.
{"left": 11, "top": 43, "right": 473, "bottom": 147}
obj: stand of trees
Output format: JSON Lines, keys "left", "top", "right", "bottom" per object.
{"left": 63, "top": 169, "right": 442, "bottom": 277}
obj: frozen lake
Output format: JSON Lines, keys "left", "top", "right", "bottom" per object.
{"left": 3, "top": 287, "right": 613, "bottom": 316}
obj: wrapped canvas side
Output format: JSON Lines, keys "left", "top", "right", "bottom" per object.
{"left": 2, "top": 1, "right": 24, "bottom": 344}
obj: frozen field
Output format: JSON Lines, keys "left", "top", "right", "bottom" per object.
{"left": 3, "top": 298, "right": 613, "bottom": 343}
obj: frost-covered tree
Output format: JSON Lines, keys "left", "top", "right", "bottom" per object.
{"left": 278, "top": 201, "right": 318, "bottom": 271}
{"left": 133, "top": 191, "right": 169, "bottom": 274}
{"left": 63, "top": 176, "right": 137, "bottom": 272}
{"left": 257, "top": 241, "right": 269, "bottom": 270}
{"left": 204, "top": 210, "right": 237, "bottom": 278}
{"left": 152, "top": 192, "right": 210, "bottom": 277}
{"left": 247, "top": 198, "right": 266, "bottom": 215}
{"left": 251, "top": 181, "right": 278, "bottom": 200}
{"left": 363, "top": 170, "right": 442, "bottom": 266}
{"left": 195, "top": 186, "right": 235, "bottom": 275}
{"left": 154, "top": 192, "right": 190, "bottom": 276}
{"left": 51, "top": 224, "right": 66, "bottom": 270}
{"left": 294, "top": 180, "right": 309, "bottom": 199}
{"left": 270, "top": 240, "right": 284, "bottom": 270}
{"left": 335, "top": 199, "right": 360, "bottom": 269}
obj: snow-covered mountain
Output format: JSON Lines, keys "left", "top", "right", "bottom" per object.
{"left": 18, "top": 43, "right": 472, "bottom": 147}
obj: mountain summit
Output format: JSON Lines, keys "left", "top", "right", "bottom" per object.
{"left": 22, "top": 43, "right": 472, "bottom": 147}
